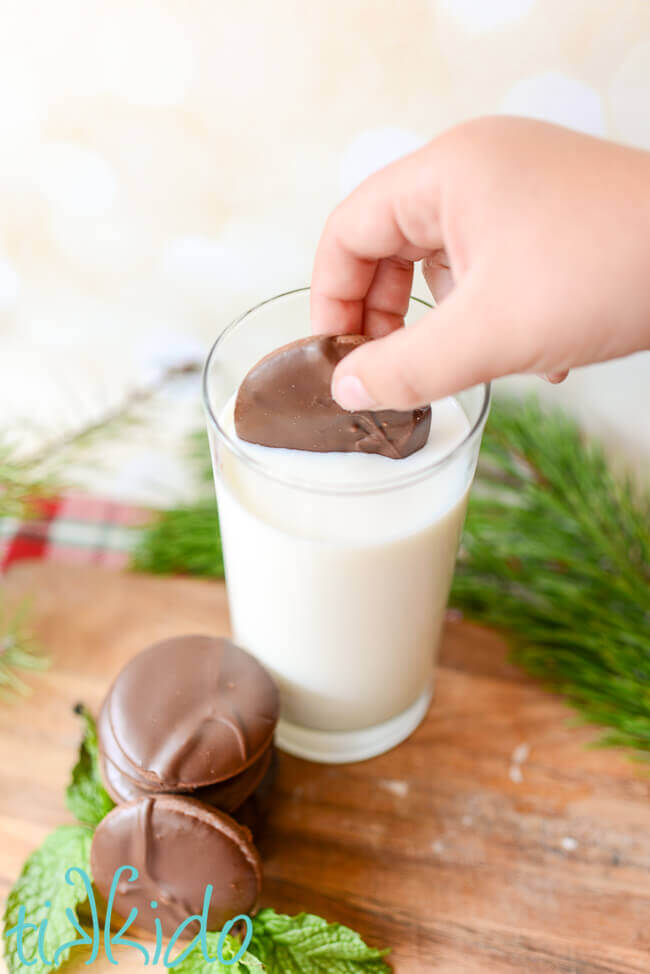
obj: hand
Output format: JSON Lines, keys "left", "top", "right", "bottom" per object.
{"left": 310, "top": 116, "right": 650, "bottom": 410}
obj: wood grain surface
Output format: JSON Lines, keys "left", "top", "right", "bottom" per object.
{"left": 1, "top": 562, "right": 649, "bottom": 973}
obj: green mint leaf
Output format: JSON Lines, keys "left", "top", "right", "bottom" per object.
{"left": 3, "top": 825, "right": 92, "bottom": 974}
{"left": 250, "top": 909, "right": 391, "bottom": 973}
{"left": 66, "top": 704, "right": 114, "bottom": 827}
{"left": 167, "top": 932, "right": 265, "bottom": 973}
{"left": 239, "top": 953, "right": 266, "bottom": 973}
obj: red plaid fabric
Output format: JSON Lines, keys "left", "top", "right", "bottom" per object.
{"left": 0, "top": 493, "right": 152, "bottom": 573}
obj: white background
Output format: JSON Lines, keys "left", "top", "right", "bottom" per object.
{"left": 1, "top": 0, "right": 649, "bottom": 501}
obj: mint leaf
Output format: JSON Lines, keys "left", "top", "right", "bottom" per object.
{"left": 66, "top": 704, "right": 114, "bottom": 827}
{"left": 3, "top": 826, "right": 93, "bottom": 974}
{"left": 250, "top": 909, "right": 391, "bottom": 973}
{"left": 168, "top": 932, "right": 265, "bottom": 973}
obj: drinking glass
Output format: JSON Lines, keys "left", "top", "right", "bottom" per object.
{"left": 203, "top": 287, "right": 490, "bottom": 763}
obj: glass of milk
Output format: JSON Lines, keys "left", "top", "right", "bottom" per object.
{"left": 203, "top": 287, "right": 490, "bottom": 764}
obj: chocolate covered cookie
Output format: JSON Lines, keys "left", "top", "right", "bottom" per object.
{"left": 234, "top": 334, "right": 431, "bottom": 459}
{"left": 100, "top": 708, "right": 273, "bottom": 813}
{"left": 103, "top": 635, "right": 279, "bottom": 789}
{"left": 90, "top": 795, "right": 262, "bottom": 936}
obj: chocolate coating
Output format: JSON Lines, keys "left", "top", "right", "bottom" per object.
{"left": 234, "top": 335, "right": 431, "bottom": 459}
{"left": 90, "top": 795, "right": 262, "bottom": 936}
{"left": 100, "top": 719, "right": 273, "bottom": 813}
{"left": 98, "top": 698, "right": 170, "bottom": 795}
{"left": 106, "top": 635, "right": 279, "bottom": 789}
{"left": 197, "top": 746, "right": 273, "bottom": 811}
{"left": 232, "top": 748, "right": 278, "bottom": 842}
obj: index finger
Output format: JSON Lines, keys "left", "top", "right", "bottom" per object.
{"left": 310, "top": 147, "right": 443, "bottom": 336}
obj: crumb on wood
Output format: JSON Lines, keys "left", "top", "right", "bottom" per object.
{"left": 379, "top": 778, "right": 409, "bottom": 798}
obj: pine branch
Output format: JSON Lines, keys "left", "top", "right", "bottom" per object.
{"left": 132, "top": 500, "right": 223, "bottom": 578}
{"left": 15, "top": 360, "right": 202, "bottom": 472}
{"left": 1, "top": 360, "right": 203, "bottom": 519}
{"left": 0, "top": 441, "right": 57, "bottom": 521}
{"left": 450, "top": 397, "right": 650, "bottom": 760}
{"left": 0, "top": 599, "right": 48, "bottom": 699}
{"left": 131, "top": 430, "right": 223, "bottom": 578}
{"left": 0, "top": 358, "right": 203, "bottom": 698}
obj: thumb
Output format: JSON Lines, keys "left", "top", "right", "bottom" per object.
{"left": 331, "top": 276, "right": 508, "bottom": 410}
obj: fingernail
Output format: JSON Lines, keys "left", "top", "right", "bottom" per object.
{"left": 332, "top": 375, "right": 377, "bottom": 411}
{"left": 545, "top": 370, "right": 569, "bottom": 384}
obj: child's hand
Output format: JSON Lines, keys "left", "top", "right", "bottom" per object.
{"left": 310, "top": 116, "right": 650, "bottom": 410}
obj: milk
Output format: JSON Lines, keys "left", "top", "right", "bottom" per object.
{"left": 214, "top": 394, "right": 471, "bottom": 751}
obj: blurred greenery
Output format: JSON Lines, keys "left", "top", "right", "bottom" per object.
{"left": 452, "top": 397, "right": 650, "bottom": 760}
{"left": 0, "top": 598, "right": 48, "bottom": 700}
{"left": 0, "top": 361, "right": 201, "bottom": 699}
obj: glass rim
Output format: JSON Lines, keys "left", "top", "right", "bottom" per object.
{"left": 202, "top": 286, "right": 491, "bottom": 497}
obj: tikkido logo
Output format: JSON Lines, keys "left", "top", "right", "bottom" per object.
{"left": 5, "top": 866, "right": 253, "bottom": 968}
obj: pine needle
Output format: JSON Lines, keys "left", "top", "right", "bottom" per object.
{"left": 0, "top": 361, "right": 203, "bottom": 700}
{"left": 450, "top": 397, "right": 650, "bottom": 761}
{"left": 0, "top": 440, "right": 57, "bottom": 521}
{"left": 131, "top": 430, "right": 224, "bottom": 577}
{"left": 0, "top": 599, "right": 49, "bottom": 699}
{"left": 14, "top": 360, "right": 202, "bottom": 475}
{"left": 131, "top": 501, "right": 223, "bottom": 578}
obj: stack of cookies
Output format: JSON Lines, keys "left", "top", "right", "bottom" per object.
{"left": 90, "top": 634, "right": 279, "bottom": 936}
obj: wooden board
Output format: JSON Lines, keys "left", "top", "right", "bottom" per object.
{"left": 1, "top": 562, "right": 649, "bottom": 973}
